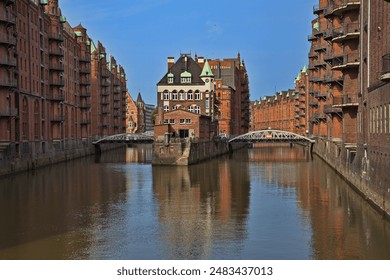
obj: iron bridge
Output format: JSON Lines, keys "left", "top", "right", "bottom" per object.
{"left": 229, "top": 130, "right": 315, "bottom": 144}
{"left": 93, "top": 132, "right": 154, "bottom": 145}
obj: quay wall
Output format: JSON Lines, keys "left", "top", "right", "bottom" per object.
{"left": 0, "top": 140, "right": 121, "bottom": 177}
{"left": 152, "top": 140, "right": 242, "bottom": 166}
{"left": 313, "top": 138, "right": 390, "bottom": 219}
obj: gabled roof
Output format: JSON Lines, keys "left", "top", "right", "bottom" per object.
{"left": 157, "top": 55, "right": 205, "bottom": 85}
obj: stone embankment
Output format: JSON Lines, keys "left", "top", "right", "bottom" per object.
{"left": 314, "top": 138, "right": 390, "bottom": 219}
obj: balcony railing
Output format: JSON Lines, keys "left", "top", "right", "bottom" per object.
{"left": 332, "top": 52, "right": 360, "bottom": 69}
{"left": 333, "top": 94, "right": 359, "bottom": 106}
{"left": 0, "top": 13, "right": 16, "bottom": 25}
{"left": 48, "top": 33, "right": 64, "bottom": 41}
{"left": 49, "top": 47, "right": 64, "bottom": 56}
{"left": 0, "top": 57, "right": 17, "bottom": 67}
{"left": 331, "top": 0, "right": 361, "bottom": 16}
{"left": 313, "top": 5, "right": 326, "bottom": 15}
{"left": 51, "top": 114, "right": 65, "bottom": 122}
{"left": 79, "top": 78, "right": 91, "bottom": 85}
{"left": 333, "top": 23, "right": 360, "bottom": 41}
{"left": 324, "top": 104, "right": 342, "bottom": 114}
{"left": 324, "top": 73, "right": 344, "bottom": 84}
{"left": 80, "top": 92, "right": 91, "bottom": 97}
{"left": 0, "top": 79, "right": 17, "bottom": 88}
{"left": 47, "top": 92, "right": 65, "bottom": 101}
{"left": 0, "top": 34, "right": 16, "bottom": 46}
{"left": 314, "top": 112, "right": 327, "bottom": 120}
{"left": 314, "top": 43, "right": 327, "bottom": 52}
{"left": 0, "top": 108, "right": 18, "bottom": 117}
{"left": 309, "top": 101, "right": 319, "bottom": 107}
{"left": 49, "top": 78, "right": 65, "bottom": 87}
{"left": 80, "top": 119, "right": 91, "bottom": 125}
{"left": 101, "top": 69, "right": 111, "bottom": 78}
{"left": 49, "top": 62, "right": 64, "bottom": 71}
{"left": 381, "top": 54, "right": 390, "bottom": 81}
{"left": 79, "top": 103, "right": 91, "bottom": 109}
{"left": 79, "top": 55, "right": 91, "bottom": 62}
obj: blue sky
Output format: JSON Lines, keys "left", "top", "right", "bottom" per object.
{"left": 60, "top": 0, "right": 318, "bottom": 105}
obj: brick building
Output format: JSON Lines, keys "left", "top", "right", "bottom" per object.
{"left": 306, "top": 0, "right": 390, "bottom": 215}
{"left": 250, "top": 66, "right": 309, "bottom": 135}
{"left": 90, "top": 41, "right": 127, "bottom": 138}
{"left": 0, "top": 0, "right": 127, "bottom": 165}
{"left": 250, "top": 89, "right": 296, "bottom": 132}
{"left": 208, "top": 54, "right": 250, "bottom": 136}
{"left": 155, "top": 54, "right": 217, "bottom": 141}
{"left": 126, "top": 92, "right": 146, "bottom": 133}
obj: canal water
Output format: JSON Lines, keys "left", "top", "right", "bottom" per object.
{"left": 0, "top": 144, "right": 389, "bottom": 260}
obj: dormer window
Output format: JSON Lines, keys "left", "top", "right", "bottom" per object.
{"left": 180, "top": 71, "right": 192, "bottom": 84}
{"left": 167, "top": 72, "right": 174, "bottom": 84}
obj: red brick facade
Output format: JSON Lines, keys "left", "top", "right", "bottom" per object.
{"left": 0, "top": 0, "right": 127, "bottom": 163}
{"left": 154, "top": 109, "right": 214, "bottom": 142}
{"left": 209, "top": 54, "right": 250, "bottom": 136}
{"left": 250, "top": 67, "right": 309, "bottom": 136}
{"left": 126, "top": 92, "right": 146, "bottom": 133}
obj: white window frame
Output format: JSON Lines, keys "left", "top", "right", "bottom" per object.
{"left": 163, "top": 91, "right": 169, "bottom": 100}
{"left": 172, "top": 91, "right": 178, "bottom": 100}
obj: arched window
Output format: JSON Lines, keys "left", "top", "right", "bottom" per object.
{"left": 179, "top": 90, "right": 185, "bottom": 101}
{"left": 188, "top": 105, "right": 194, "bottom": 113}
{"left": 195, "top": 90, "right": 201, "bottom": 100}
{"left": 187, "top": 90, "right": 193, "bottom": 100}
{"left": 172, "top": 105, "right": 181, "bottom": 110}
{"left": 163, "top": 90, "right": 169, "bottom": 100}
{"left": 163, "top": 105, "right": 169, "bottom": 112}
{"left": 194, "top": 105, "right": 201, "bottom": 114}
{"left": 172, "top": 90, "right": 178, "bottom": 100}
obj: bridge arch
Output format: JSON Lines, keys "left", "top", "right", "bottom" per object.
{"left": 93, "top": 133, "right": 154, "bottom": 145}
{"left": 229, "top": 130, "right": 315, "bottom": 144}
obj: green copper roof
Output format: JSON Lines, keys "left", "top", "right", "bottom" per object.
{"left": 167, "top": 72, "right": 174, "bottom": 78}
{"left": 313, "top": 21, "right": 319, "bottom": 31}
{"left": 90, "top": 40, "right": 97, "bottom": 53}
{"left": 181, "top": 71, "right": 192, "bottom": 78}
{"left": 200, "top": 59, "right": 214, "bottom": 77}
{"left": 302, "top": 65, "right": 307, "bottom": 73}
{"left": 74, "top": 31, "right": 82, "bottom": 37}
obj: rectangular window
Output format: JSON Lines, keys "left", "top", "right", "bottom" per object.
{"left": 385, "top": 105, "right": 387, "bottom": 134}
{"left": 205, "top": 98, "right": 209, "bottom": 109}
{"left": 180, "top": 119, "right": 185, "bottom": 124}
{"left": 186, "top": 119, "right": 191, "bottom": 124}
{"left": 164, "top": 119, "right": 168, "bottom": 124}
{"left": 169, "top": 119, "right": 175, "bottom": 124}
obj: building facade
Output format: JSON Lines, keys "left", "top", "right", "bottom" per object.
{"left": 155, "top": 54, "right": 217, "bottom": 141}
{"left": 126, "top": 92, "right": 146, "bottom": 134}
{"left": 250, "top": 66, "right": 309, "bottom": 135}
{"left": 208, "top": 54, "right": 250, "bottom": 136}
{"left": 0, "top": 0, "right": 127, "bottom": 170}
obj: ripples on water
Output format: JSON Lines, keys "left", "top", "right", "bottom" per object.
{"left": 0, "top": 144, "right": 389, "bottom": 259}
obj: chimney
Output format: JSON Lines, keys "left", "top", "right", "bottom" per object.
{"left": 168, "top": 57, "right": 175, "bottom": 71}
{"left": 197, "top": 56, "right": 205, "bottom": 68}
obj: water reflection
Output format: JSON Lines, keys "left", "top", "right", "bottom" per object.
{"left": 0, "top": 145, "right": 389, "bottom": 259}
{"left": 152, "top": 153, "right": 250, "bottom": 259}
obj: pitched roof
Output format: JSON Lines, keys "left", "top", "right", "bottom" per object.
{"left": 157, "top": 55, "right": 205, "bottom": 85}
{"left": 200, "top": 59, "right": 214, "bottom": 77}
{"left": 136, "top": 92, "right": 143, "bottom": 103}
